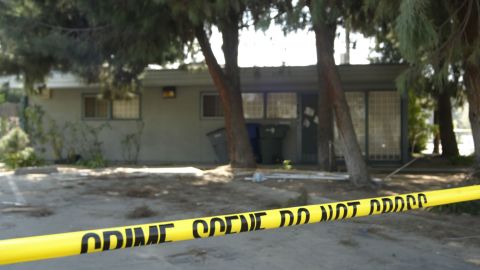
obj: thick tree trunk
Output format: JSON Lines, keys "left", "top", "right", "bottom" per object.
{"left": 463, "top": 3, "right": 480, "bottom": 173}
{"left": 432, "top": 110, "right": 440, "bottom": 154}
{"left": 437, "top": 91, "right": 459, "bottom": 157}
{"left": 313, "top": 22, "right": 370, "bottom": 186}
{"left": 314, "top": 38, "right": 336, "bottom": 171}
{"left": 195, "top": 26, "right": 255, "bottom": 168}
{"left": 464, "top": 64, "right": 480, "bottom": 171}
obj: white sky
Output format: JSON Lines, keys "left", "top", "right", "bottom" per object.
{"left": 209, "top": 25, "right": 377, "bottom": 67}
{"left": 150, "top": 25, "right": 377, "bottom": 69}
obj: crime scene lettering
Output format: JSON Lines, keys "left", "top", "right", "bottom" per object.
{"left": 319, "top": 201, "right": 360, "bottom": 222}
{"left": 279, "top": 207, "right": 310, "bottom": 227}
{"left": 192, "top": 212, "right": 267, "bottom": 238}
{"left": 80, "top": 223, "right": 174, "bottom": 254}
{"left": 369, "top": 193, "right": 428, "bottom": 215}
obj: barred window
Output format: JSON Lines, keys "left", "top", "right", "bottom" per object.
{"left": 368, "top": 91, "right": 401, "bottom": 160}
{"left": 242, "top": 93, "right": 264, "bottom": 119}
{"left": 201, "top": 92, "right": 297, "bottom": 119}
{"left": 266, "top": 93, "right": 297, "bottom": 119}
{"left": 202, "top": 94, "right": 224, "bottom": 117}
{"left": 334, "top": 92, "right": 366, "bottom": 157}
{"left": 83, "top": 96, "right": 109, "bottom": 119}
{"left": 83, "top": 94, "right": 140, "bottom": 120}
{"left": 113, "top": 96, "right": 140, "bottom": 119}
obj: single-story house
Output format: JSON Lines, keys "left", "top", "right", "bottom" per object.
{"left": 8, "top": 64, "right": 408, "bottom": 165}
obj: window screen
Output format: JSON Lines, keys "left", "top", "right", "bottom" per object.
{"left": 113, "top": 96, "right": 140, "bottom": 119}
{"left": 202, "top": 94, "right": 224, "bottom": 117}
{"left": 266, "top": 93, "right": 297, "bottom": 119}
{"left": 242, "top": 93, "right": 264, "bottom": 119}
{"left": 334, "top": 92, "right": 366, "bottom": 156}
{"left": 83, "top": 96, "right": 109, "bottom": 119}
{"left": 368, "top": 91, "right": 401, "bottom": 160}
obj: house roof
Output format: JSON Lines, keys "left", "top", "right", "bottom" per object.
{"left": 4, "top": 64, "right": 406, "bottom": 91}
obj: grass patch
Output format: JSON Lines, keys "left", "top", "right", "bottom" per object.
{"left": 449, "top": 155, "right": 475, "bottom": 166}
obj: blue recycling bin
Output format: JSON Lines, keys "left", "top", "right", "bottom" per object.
{"left": 246, "top": 123, "right": 261, "bottom": 163}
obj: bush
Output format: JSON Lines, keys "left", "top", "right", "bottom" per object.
{"left": 0, "top": 127, "right": 42, "bottom": 168}
{"left": 76, "top": 153, "right": 107, "bottom": 169}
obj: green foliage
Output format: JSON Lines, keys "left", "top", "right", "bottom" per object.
{"left": 24, "top": 105, "right": 48, "bottom": 147}
{"left": 282, "top": 160, "right": 293, "bottom": 170}
{"left": 0, "top": 117, "right": 16, "bottom": 137}
{"left": 76, "top": 152, "right": 107, "bottom": 169}
{"left": 0, "top": 127, "right": 42, "bottom": 168}
{"left": 47, "top": 119, "right": 64, "bottom": 160}
{"left": 0, "top": 0, "right": 184, "bottom": 92}
{"left": 23, "top": 106, "right": 110, "bottom": 165}
{"left": 0, "top": 85, "right": 23, "bottom": 104}
{"left": 395, "top": 0, "right": 438, "bottom": 62}
{"left": 408, "top": 90, "right": 433, "bottom": 153}
{"left": 121, "top": 121, "right": 144, "bottom": 164}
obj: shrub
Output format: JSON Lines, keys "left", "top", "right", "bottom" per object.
{"left": 76, "top": 153, "right": 107, "bottom": 169}
{"left": 0, "top": 127, "right": 42, "bottom": 168}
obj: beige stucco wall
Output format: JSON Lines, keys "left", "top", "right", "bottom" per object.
{"left": 30, "top": 86, "right": 299, "bottom": 164}
{"left": 28, "top": 65, "right": 405, "bottom": 164}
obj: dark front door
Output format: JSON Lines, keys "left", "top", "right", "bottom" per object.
{"left": 301, "top": 93, "right": 318, "bottom": 163}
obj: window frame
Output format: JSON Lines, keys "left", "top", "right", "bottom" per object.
{"left": 81, "top": 93, "right": 142, "bottom": 121}
{"left": 200, "top": 91, "right": 298, "bottom": 120}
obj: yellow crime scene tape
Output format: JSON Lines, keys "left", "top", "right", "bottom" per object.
{"left": 0, "top": 185, "right": 479, "bottom": 265}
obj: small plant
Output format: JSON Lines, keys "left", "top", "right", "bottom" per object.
{"left": 282, "top": 160, "right": 293, "bottom": 170}
{"left": 121, "top": 121, "right": 144, "bottom": 164}
{"left": 23, "top": 105, "right": 48, "bottom": 147}
{"left": 0, "top": 127, "right": 42, "bottom": 168}
{"left": 0, "top": 117, "right": 17, "bottom": 137}
{"left": 47, "top": 119, "right": 64, "bottom": 161}
{"left": 77, "top": 152, "right": 107, "bottom": 169}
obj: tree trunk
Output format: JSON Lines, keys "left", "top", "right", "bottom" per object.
{"left": 462, "top": 3, "right": 480, "bottom": 173}
{"left": 195, "top": 25, "right": 255, "bottom": 168}
{"left": 432, "top": 110, "right": 440, "bottom": 154}
{"left": 464, "top": 64, "right": 480, "bottom": 171}
{"left": 314, "top": 36, "right": 336, "bottom": 171}
{"left": 313, "top": 22, "right": 370, "bottom": 186}
{"left": 437, "top": 91, "right": 459, "bottom": 157}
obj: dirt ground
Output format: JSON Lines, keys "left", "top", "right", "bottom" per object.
{"left": 0, "top": 166, "right": 479, "bottom": 269}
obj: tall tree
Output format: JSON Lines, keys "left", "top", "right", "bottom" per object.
{"left": 393, "top": 0, "right": 479, "bottom": 168}
{"left": 0, "top": 0, "right": 267, "bottom": 168}
{"left": 311, "top": 1, "right": 370, "bottom": 185}
{"left": 168, "top": 1, "right": 274, "bottom": 168}
{"left": 461, "top": 1, "right": 480, "bottom": 172}
{"left": 0, "top": 1, "right": 183, "bottom": 91}
{"left": 278, "top": 0, "right": 371, "bottom": 185}
{"left": 365, "top": 4, "right": 460, "bottom": 158}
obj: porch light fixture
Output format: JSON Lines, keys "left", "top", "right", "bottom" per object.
{"left": 162, "top": 86, "right": 176, "bottom": 99}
